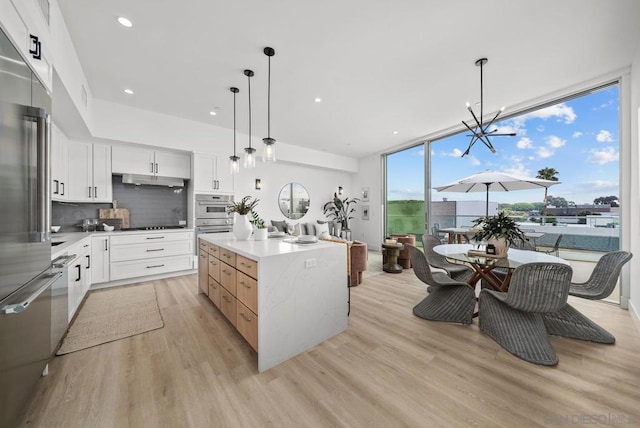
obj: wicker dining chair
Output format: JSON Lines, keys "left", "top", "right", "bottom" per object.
{"left": 541, "top": 251, "right": 633, "bottom": 345}
{"left": 406, "top": 244, "right": 476, "bottom": 325}
{"left": 479, "top": 263, "right": 573, "bottom": 365}
{"left": 422, "top": 234, "right": 474, "bottom": 283}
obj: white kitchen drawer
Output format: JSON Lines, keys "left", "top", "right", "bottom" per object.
{"left": 110, "top": 254, "right": 192, "bottom": 281}
{"left": 110, "top": 240, "right": 192, "bottom": 262}
{"left": 110, "top": 231, "right": 192, "bottom": 246}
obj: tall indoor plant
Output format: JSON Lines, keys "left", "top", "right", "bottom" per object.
{"left": 228, "top": 196, "right": 259, "bottom": 240}
{"left": 323, "top": 192, "right": 360, "bottom": 237}
{"left": 472, "top": 212, "right": 526, "bottom": 256}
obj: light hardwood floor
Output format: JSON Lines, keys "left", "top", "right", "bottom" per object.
{"left": 23, "top": 270, "right": 640, "bottom": 427}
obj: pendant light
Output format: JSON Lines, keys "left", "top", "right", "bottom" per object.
{"left": 229, "top": 87, "right": 240, "bottom": 174}
{"left": 262, "top": 47, "right": 276, "bottom": 162}
{"left": 461, "top": 58, "right": 516, "bottom": 157}
{"left": 243, "top": 69, "right": 256, "bottom": 168}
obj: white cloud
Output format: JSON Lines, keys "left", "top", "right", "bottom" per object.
{"left": 546, "top": 135, "right": 566, "bottom": 148}
{"left": 536, "top": 125, "right": 545, "bottom": 132}
{"left": 449, "top": 148, "right": 464, "bottom": 157}
{"left": 502, "top": 163, "right": 530, "bottom": 177}
{"left": 469, "top": 156, "right": 481, "bottom": 166}
{"left": 520, "top": 103, "right": 577, "bottom": 124}
{"left": 589, "top": 180, "right": 618, "bottom": 190}
{"left": 516, "top": 137, "right": 533, "bottom": 149}
{"left": 493, "top": 124, "right": 519, "bottom": 135}
{"left": 537, "top": 146, "right": 554, "bottom": 158}
{"left": 588, "top": 146, "right": 618, "bottom": 164}
{"left": 417, "top": 149, "right": 425, "bottom": 156}
{"left": 596, "top": 130, "right": 614, "bottom": 143}
{"left": 572, "top": 131, "right": 583, "bottom": 138}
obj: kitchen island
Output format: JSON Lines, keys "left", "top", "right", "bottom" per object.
{"left": 198, "top": 235, "right": 348, "bottom": 372}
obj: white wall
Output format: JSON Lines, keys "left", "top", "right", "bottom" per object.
{"left": 627, "top": 39, "right": 640, "bottom": 319}
{"left": 231, "top": 161, "right": 352, "bottom": 227}
{"left": 350, "top": 154, "right": 383, "bottom": 250}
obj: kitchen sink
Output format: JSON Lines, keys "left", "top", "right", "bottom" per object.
{"left": 51, "top": 241, "right": 65, "bottom": 246}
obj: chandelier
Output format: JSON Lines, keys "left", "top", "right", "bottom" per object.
{"left": 461, "top": 58, "right": 515, "bottom": 157}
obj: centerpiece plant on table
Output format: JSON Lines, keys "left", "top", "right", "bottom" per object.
{"left": 472, "top": 212, "right": 526, "bottom": 256}
{"left": 228, "top": 196, "right": 260, "bottom": 240}
{"left": 250, "top": 210, "right": 268, "bottom": 241}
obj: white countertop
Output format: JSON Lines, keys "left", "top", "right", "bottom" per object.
{"left": 51, "top": 228, "right": 194, "bottom": 260}
{"left": 200, "top": 235, "right": 341, "bottom": 261}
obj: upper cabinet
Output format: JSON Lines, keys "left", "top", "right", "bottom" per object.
{"left": 112, "top": 146, "right": 190, "bottom": 179}
{"left": 0, "top": 0, "right": 53, "bottom": 91}
{"left": 193, "top": 153, "right": 234, "bottom": 194}
{"left": 66, "top": 141, "right": 112, "bottom": 203}
{"left": 51, "top": 124, "right": 68, "bottom": 201}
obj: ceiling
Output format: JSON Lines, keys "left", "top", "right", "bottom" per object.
{"left": 57, "top": 0, "right": 640, "bottom": 159}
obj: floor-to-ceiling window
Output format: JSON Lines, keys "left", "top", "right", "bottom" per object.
{"left": 385, "top": 144, "right": 425, "bottom": 245}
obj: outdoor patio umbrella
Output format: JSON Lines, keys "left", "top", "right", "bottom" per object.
{"left": 433, "top": 170, "right": 561, "bottom": 217}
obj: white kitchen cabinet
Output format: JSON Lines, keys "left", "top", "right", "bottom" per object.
{"left": 66, "top": 141, "right": 112, "bottom": 203}
{"left": 112, "top": 146, "right": 190, "bottom": 179}
{"left": 91, "top": 236, "right": 110, "bottom": 284}
{"left": 110, "top": 231, "right": 193, "bottom": 281}
{"left": 67, "top": 239, "right": 92, "bottom": 322}
{"left": 51, "top": 124, "right": 68, "bottom": 201}
{"left": 193, "top": 153, "right": 234, "bottom": 193}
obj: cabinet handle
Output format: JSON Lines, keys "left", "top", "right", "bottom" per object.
{"left": 240, "top": 281, "right": 250, "bottom": 289}
{"left": 223, "top": 295, "right": 231, "bottom": 303}
{"left": 240, "top": 312, "right": 252, "bottom": 322}
{"left": 146, "top": 264, "right": 165, "bottom": 269}
{"left": 61, "top": 182, "right": 65, "bottom": 196}
{"left": 146, "top": 236, "right": 165, "bottom": 240}
{"left": 200, "top": 253, "right": 207, "bottom": 258}
{"left": 88, "top": 186, "right": 92, "bottom": 198}
{"left": 151, "top": 162, "right": 154, "bottom": 173}
{"left": 104, "top": 240, "right": 108, "bottom": 251}
{"left": 145, "top": 248, "right": 164, "bottom": 252}
{"left": 53, "top": 179, "right": 59, "bottom": 195}
{"left": 75, "top": 265, "right": 81, "bottom": 282}
{"left": 85, "top": 255, "right": 91, "bottom": 269}
{"left": 94, "top": 187, "right": 97, "bottom": 198}
{"left": 155, "top": 163, "right": 158, "bottom": 174}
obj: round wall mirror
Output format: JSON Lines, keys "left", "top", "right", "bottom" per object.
{"left": 278, "top": 182, "right": 310, "bottom": 220}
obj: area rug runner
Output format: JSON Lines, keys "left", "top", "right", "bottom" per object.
{"left": 57, "top": 283, "right": 164, "bottom": 355}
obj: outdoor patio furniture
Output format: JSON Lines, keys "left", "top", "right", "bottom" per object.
{"left": 542, "top": 303, "right": 616, "bottom": 344}
{"left": 422, "top": 234, "right": 474, "bottom": 283}
{"left": 406, "top": 244, "right": 476, "bottom": 324}
{"left": 479, "top": 263, "right": 573, "bottom": 365}
{"left": 538, "top": 234, "right": 563, "bottom": 257}
{"left": 569, "top": 251, "right": 632, "bottom": 299}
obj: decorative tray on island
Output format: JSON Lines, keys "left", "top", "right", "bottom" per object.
{"left": 466, "top": 249, "right": 507, "bottom": 259}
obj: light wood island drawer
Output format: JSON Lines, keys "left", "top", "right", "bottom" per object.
{"left": 219, "top": 248, "right": 236, "bottom": 267}
{"left": 208, "top": 276, "right": 221, "bottom": 308}
{"left": 236, "top": 255, "right": 257, "bottom": 279}
{"left": 236, "top": 271, "right": 257, "bottom": 314}
{"left": 219, "top": 288, "right": 236, "bottom": 327}
{"left": 208, "top": 254, "right": 220, "bottom": 283}
{"left": 236, "top": 300, "right": 258, "bottom": 352}
{"left": 220, "top": 262, "right": 237, "bottom": 295}
{"left": 207, "top": 242, "right": 219, "bottom": 259}
{"left": 199, "top": 239, "right": 208, "bottom": 253}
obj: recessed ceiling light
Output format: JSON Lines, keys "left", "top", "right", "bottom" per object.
{"left": 393, "top": 131, "right": 399, "bottom": 135}
{"left": 209, "top": 111, "right": 217, "bottom": 116}
{"left": 117, "top": 17, "right": 133, "bottom": 28}
{"left": 314, "top": 98, "right": 322, "bottom": 103}
{"left": 124, "top": 89, "right": 134, "bottom": 95}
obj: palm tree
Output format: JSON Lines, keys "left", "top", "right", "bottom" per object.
{"left": 536, "top": 167, "right": 559, "bottom": 219}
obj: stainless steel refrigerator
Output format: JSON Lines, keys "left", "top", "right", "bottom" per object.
{"left": 0, "top": 27, "right": 59, "bottom": 427}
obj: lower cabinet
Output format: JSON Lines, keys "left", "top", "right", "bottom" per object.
{"left": 91, "top": 236, "right": 110, "bottom": 284}
{"left": 110, "top": 231, "right": 193, "bottom": 281}
{"left": 198, "top": 238, "right": 258, "bottom": 352}
{"left": 67, "top": 239, "right": 92, "bottom": 322}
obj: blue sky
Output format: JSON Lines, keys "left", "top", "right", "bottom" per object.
{"left": 387, "top": 85, "right": 620, "bottom": 205}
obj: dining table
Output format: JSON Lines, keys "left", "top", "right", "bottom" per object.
{"left": 433, "top": 244, "right": 569, "bottom": 292}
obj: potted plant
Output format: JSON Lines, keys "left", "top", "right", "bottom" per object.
{"left": 250, "top": 210, "right": 268, "bottom": 241}
{"left": 322, "top": 192, "right": 360, "bottom": 238}
{"left": 228, "top": 196, "right": 259, "bottom": 240}
{"left": 472, "top": 212, "right": 526, "bottom": 256}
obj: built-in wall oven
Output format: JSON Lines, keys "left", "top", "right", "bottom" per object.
{"left": 195, "top": 194, "right": 234, "bottom": 254}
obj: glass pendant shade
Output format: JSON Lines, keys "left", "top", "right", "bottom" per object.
{"left": 244, "top": 147, "right": 256, "bottom": 169}
{"left": 262, "top": 137, "right": 276, "bottom": 162}
{"left": 229, "top": 155, "right": 240, "bottom": 175}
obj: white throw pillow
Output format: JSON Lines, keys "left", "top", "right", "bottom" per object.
{"left": 315, "top": 222, "right": 330, "bottom": 239}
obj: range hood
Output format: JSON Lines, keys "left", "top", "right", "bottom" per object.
{"left": 122, "top": 174, "right": 185, "bottom": 187}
